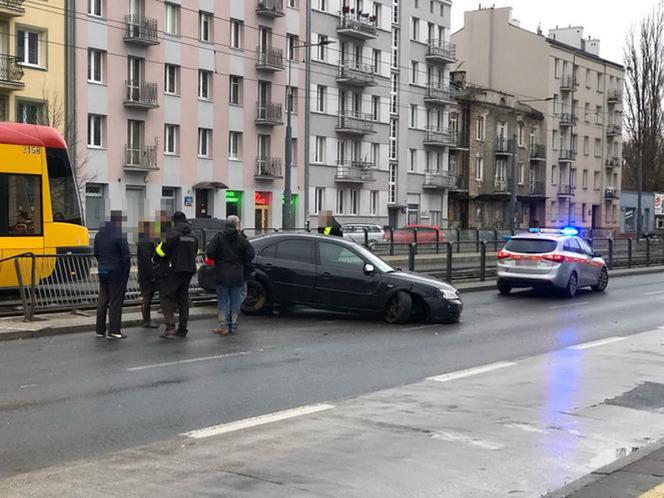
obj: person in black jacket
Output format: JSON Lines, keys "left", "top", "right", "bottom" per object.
{"left": 154, "top": 211, "right": 198, "bottom": 338}
{"left": 206, "top": 215, "right": 255, "bottom": 335}
{"left": 137, "top": 221, "right": 159, "bottom": 328}
{"left": 94, "top": 211, "right": 131, "bottom": 340}
{"left": 317, "top": 210, "right": 343, "bottom": 237}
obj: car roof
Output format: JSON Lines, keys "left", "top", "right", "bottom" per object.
{"left": 510, "top": 232, "right": 578, "bottom": 242}
{"left": 252, "top": 232, "right": 359, "bottom": 247}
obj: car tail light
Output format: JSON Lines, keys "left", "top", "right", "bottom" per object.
{"left": 542, "top": 253, "right": 565, "bottom": 263}
{"left": 204, "top": 256, "right": 214, "bottom": 266}
{"left": 497, "top": 251, "right": 511, "bottom": 260}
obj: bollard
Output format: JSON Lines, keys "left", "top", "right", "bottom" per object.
{"left": 628, "top": 238, "right": 633, "bottom": 268}
{"left": 607, "top": 238, "right": 613, "bottom": 270}
{"left": 456, "top": 227, "right": 461, "bottom": 253}
{"left": 480, "top": 241, "right": 487, "bottom": 282}
{"left": 475, "top": 227, "right": 481, "bottom": 253}
{"left": 389, "top": 228, "right": 394, "bottom": 256}
{"left": 408, "top": 243, "right": 416, "bottom": 271}
{"left": 646, "top": 237, "right": 651, "bottom": 266}
{"left": 493, "top": 229, "right": 499, "bottom": 252}
{"left": 305, "top": 220, "right": 311, "bottom": 232}
{"left": 413, "top": 228, "right": 418, "bottom": 245}
{"left": 363, "top": 227, "right": 369, "bottom": 249}
{"left": 445, "top": 241, "right": 453, "bottom": 282}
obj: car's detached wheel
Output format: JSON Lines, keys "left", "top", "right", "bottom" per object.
{"left": 592, "top": 267, "right": 609, "bottom": 292}
{"left": 385, "top": 291, "right": 412, "bottom": 324}
{"left": 241, "top": 280, "right": 268, "bottom": 315}
{"left": 497, "top": 281, "right": 512, "bottom": 295}
{"left": 564, "top": 272, "right": 578, "bottom": 298}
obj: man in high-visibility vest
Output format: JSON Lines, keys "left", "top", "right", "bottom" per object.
{"left": 317, "top": 210, "right": 343, "bottom": 237}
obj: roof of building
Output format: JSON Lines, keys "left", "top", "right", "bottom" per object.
{"left": 546, "top": 38, "right": 624, "bottom": 71}
{"left": 0, "top": 123, "right": 67, "bottom": 149}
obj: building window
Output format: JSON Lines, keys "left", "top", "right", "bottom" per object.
{"left": 87, "top": 49, "right": 105, "bottom": 83}
{"left": 199, "top": 11, "right": 213, "bottom": 43}
{"left": 230, "top": 19, "right": 243, "bottom": 49}
{"left": 16, "top": 100, "right": 45, "bottom": 124}
{"left": 551, "top": 201, "right": 557, "bottom": 221}
{"left": 229, "top": 75, "right": 242, "bottom": 104}
{"left": 315, "top": 136, "right": 326, "bottom": 163}
{"left": 583, "top": 136, "right": 589, "bottom": 155}
{"left": 584, "top": 103, "right": 590, "bottom": 122}
{"left": 198, "top": 70, "right": 212, "bottom": 100}
{"left": 164, "top": 3, "right": 180, "bottom": 36}
{"left": 17, "top": 28, "right": 44, "bottom": 67}
{"left": 411, "top": 17, "right": 420, "bottom": 41}
{"left": 350, "top": 190, "right": 359, "bottom": 215}
{"left": 410, "top": 104, "right": 418, "bottom": 128}
{"left": 336, "top": 189, "right": 345, "bottom": 215}
{"left": 370, "top": 191, "right": 378, "bottom": 215}
{"left": 288, "top": 0, "right": 297, "bottom": 7}
{"left": 317, "top": 35, "right": 328, "bottom": 60}
{"left": 85, "top": 184, "right": 105, "bottom": 230}
{"left": 410, "top": 61, "right": 419, "bottom": 84}
{"left": 474, "top": 156, "right": 483, "bottom": 181}
{"left": 316, "top": 85, "right": 327, "bottom": 113}
{"left": 371, "top": 95, "right": 380, "bottom": 121}
{"left": 594, "top": 138, "right": 602, "bottom": 157}
{"left": 388, "top": 163, "right": 397, "bottom": 203}
{"left": 164, "top": 124, "right": 179, "bottom": 155}
{"left": 596, "top": 72, "right": 603, "bottom": 92}
{"left": 314, "top": 187, "right": 325, "bottom": 214}
{"left": 317, "top": 0, "right": 327, "bottom": 11}
{"left": 229, "top": 131, "right": 241, "bottom": 159}
{"left": 87, "top": 114, "right": 105, "bottom": 148}
{"left": 554, "top": 58, "right": 560, "bottom": 78}
{"left": 582, "top": 170, "right": 588, "bottom": 189}
{"left": 475, "top": 115, "right": 485, "bottom": 141}
{"left": 287, "top": 34, "right": 298, "bottom": 60}
{"left": 409, "top": 148, "right": 416, "bottom": 172}
{"left": 286, "top": 86, "right": 298, "bottom": 113}
{"left": 161, "top": 187, "right": 177, "bottom": 214}
{"left": 517, "top": 123, "right": 524, "bottom": 147}
{"left": 552, "top": 130, "right": 558, "bottom": 150}
{"left": 198, "top": 128, "right": 212, "bottom": 157}
{"left": 164, "top": 64, "right": 179, "bottom": 95}
{"left": 87, "top": 0, "right": 103, "bottom": 17}
{"left": 585, "top": 68, "right": 591, "bottom": 88}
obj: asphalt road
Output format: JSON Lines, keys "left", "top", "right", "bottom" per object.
{"left": 2, "top": 272, "right": 664, "bottom": 479}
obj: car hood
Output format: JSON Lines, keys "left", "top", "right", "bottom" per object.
{"left": 383, "top": 270, "right": 459, "bottom": 293}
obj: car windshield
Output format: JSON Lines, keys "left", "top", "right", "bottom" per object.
{"left": 352, "top": 244, "right": 395, "bottom": 273}
{"left": 504, "top": 238, "right": 558, "bottom": 254}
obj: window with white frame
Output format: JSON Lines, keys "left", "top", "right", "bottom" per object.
{"left": 164, "top": 64, "right": 179, "bottom": 95}
{"left": 550, "top": 201, "right": 557, "bottom": 221}
{"left": 229, "top": 131, "right": 241, "bottom": 159}
{"left": 594, "top": 138, "right": 602, "bottom": 157}
{"left": 411, "top": 17, "right": 420, "bottom": 41}
{"left": 198, "top": 128, "right": 212, "bottom": 157}
{"left": 287, "top": 34, "right": 298, "bottom": 60}
{"left": 350, "top": 190, "right": 359, "bottom": 215}
{"left": 164, "top": 124, "right": 179, "bottom": 155}
{"left": 594, "top": 171, "right": 600, "bottom": 189}
{"left": 87, "top": 49, "right": 105, "bottom": 83}
{"left": 370, "top": 191, "right": 378, "bottom": 216}
{"left": 554, "top": 58, "right": 560, "bottom": 78}
{"left": 583, "top": 136, "right": 589, "bottom": 155}
{"left": 316, "top": 85, "right": 327, "bottom": 112}
{"left": 518, "top": 123, "right": 524, "bottom": 147}
{"left": 16, "top": 100, "right": 45, "bottom": 124}
{"left": 230, "top": 19, "right": 243, "bottom": 49}
{"left": 596, "top": 105, "right": 602, "bottom": 124}
{"left": 388, "top": 163, "right": 397, "bottom": 203}
{"left": 164, "top": 3, "right": 180, "bottom": 36}
{"left": 409, "top": 148, "right": 416, "bottom": 172}
{"left": 317, "top": 0, "right": 327, "bottom": 11}
{"left": 596, "top": 72, "right": 603, "bottom": 92}
{"left": 198, "top": 70, "right": 212, "bottom": 100}
{"left": 582, "top": 169, "right": 588, "bottom": 189}
{"left": 315, "top": 187, "right": 325, "bottom": 214}
{"left": 410, "top": 61, "right": 419, "bottom": 84}
{"left": 315, "top": 136, "right": 326, "bottom": 163}
{"left": 585, "top": 68, "right": 591, "bottom": 88}
{"left": 475, "top": 115, "right": 485, "bottom": 141}
{"left": 229, "top": 75, "right": 242, "bottom": 104}
{"left": 373, "top": 3, "right": 382, "bottom": 25}
{"left": 87, "top": 114, "right": 105, "bottom": 148}
{"left": 410, "top": 104, "right": 417, "bottom": 128}
{"left": 317, "top": 35, "right": 328, "bottom": 60}
{"left": 475, "top": 155, "right": 484, "bottom": 181}
{"left": 17, "top": 28, "right": 44, "bottom": 67}
{"left": 286, "top": 86, "right": 298, "bottom": 113}
{"left": 371, "top": 95, "right": 380, "bottom": 121}
{"left": 518, "top": 162, "right": 525, "bottom": 185}
{"left": 336, "top": 189, "right": 345, "bottom": 215}
{"left": 199, "top": 11, "right": 213, "bottom": 43}
{"left": 87, "top": 0, "right": 103, "bottom": 17}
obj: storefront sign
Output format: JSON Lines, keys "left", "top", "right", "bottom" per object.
{"left": 184, "top": 196, "right": 193, "bottom": 207}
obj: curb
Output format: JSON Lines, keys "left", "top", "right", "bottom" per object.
{"left": 542, "top": 438, "right": 664, "bottom": 497}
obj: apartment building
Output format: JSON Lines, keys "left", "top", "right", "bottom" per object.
{"left": 77, "top": 0, "right": 305, "bottom": 234}
{"left": 452, "top": 7, "right": 624, "bottom": 230}
{"left": 307, "top": 0, "right": 455, "bottom": 228}
{"left": 446, "top": 76, "right": 546, "bottom": 228}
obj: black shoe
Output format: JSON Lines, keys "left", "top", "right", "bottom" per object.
{"left": 106, "top": 332, "right": 127, "bottom": 340}
{"left": 142, "top": 322, "right": 159, "bottom": 329}
{"left": 176, "top": 329, "right": 188, "bottom": 338}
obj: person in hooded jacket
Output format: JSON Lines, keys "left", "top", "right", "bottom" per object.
{"left": 206, "top": 215, "right": 255, "bottom": 335}
{"left": 136, "top": 221, "right": 159, "bottom": 329}
{"left": 154, "top": 211, "right": 198, "bottom": 338}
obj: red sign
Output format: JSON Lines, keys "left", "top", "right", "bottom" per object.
{"left": 254, "top": 192, "right": 271, "bottom": 206}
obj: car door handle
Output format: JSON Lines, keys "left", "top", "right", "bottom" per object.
{"left": 320, "top": 272, "right": 332, "bottom": 280}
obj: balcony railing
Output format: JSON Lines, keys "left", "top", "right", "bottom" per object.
{"left": 529, "top": 143, "right": 546, "bottom": 160}
{"left": 426, "top": 39, "right": 457, "bottom": 63}
{"left": 0, "top": 0, "right": 25, "bottom": 16}
{"left": 423, "top": 127, "right": 457, "bottom": 147}
{"left": 560, "top": 111, "right": 577, "bottom": 126}
{"left": 336, "top": 60, "right": 376, "bottom": 87}
{"left": 558, "top": 184, "right": 575, "bottom": 197}
{"left": 335, "top": 111, "right": 375, "bottom": 134}
{"left": 528, "top": 181, "right": 545, "bottom": 196}
{"left": 606, "top": 156, "right": 621, "bottom": 168}
{"left": 423, "top": 170, "right": 457, "bottom": 189}
{"left": 560, "top": 74, "right": 577, "bottom": 91}
{"left": 124, "top": 80, "right": 158, "bottom": 108}
{"left": 607, "top": 88, "right": 623, "bottom": 104}
{"left": 494, "top": 178, "right": 510, "bottom": 193}
{"left": 607, "top": 120, "right": 622, "bottom": 136}
{"left": 0, "top": 54, "right": 24, "bottom": 88}
{"left": 335, "top": 160, "right": 375, "bottom": 182}
{"left": 124, "top": 144, "right": 158, "bottom": 171}
{"left": 424, "top": 84, "right": 459, "bottom": 105}
{"left": 256, "top": 46, "right": 284, "bottom": 71}
{"left": 256, "top": 0, "right": 284, "bottom": 17}
{"left": 605, "top": 188, "right": 620, "bottom": 200}
{"left": 495, "top": 137, "right": 512, "bottom": 154}
{"left": 255, "top": 157, "right": 283, "bottom": 178}
{"left": 559, "top": 149, "right": 577, "bottom": 162}
{"left": 123, "top": 15, "right": 159, "bottom": 46}
{"left": 337, "top": 12, "right": 378, "bottom": 39}
{"left": 255, "top": 102, "right": 283, "bottom": 125}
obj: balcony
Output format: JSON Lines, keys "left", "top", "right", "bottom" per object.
{"left": 335, "top": 111, "right": 376, "bottom": 135}
{"left": 255, "top": 157, "right": 283, "bottom": 179}
{"left": 494, "top": 178, "right": 511, "bottom": 194}
{"left": 256, "top": 46, "right": 284, "bottom": 72}
{"left": 0, "top": 0, "right": 24, "bottom": 18}
{"left": 123, "top": 15, "right": 159, "bottom": 46}
{"left": 124, "top": 144, "right": 158, "bottom": 172}
{"left": 529, "top": 143, "right": 546, "bottom": 161}
{"left": 423, "top": 84, "right": 459, "bottom": 106}
{"left": 560, "top": 111, "right": 577, "bottom": 127}
{"left": 423, "top": 170, "right": 457, "bottom": 189}
{"left": 607, "top": 120, "right": 622, "bottom": 137}
{"left": 335, "top": 160, "right": 375, "bottom": 182}
{"left": 605, "top": 187, "right": 620, "bottom": 200}
{"left": 560, "top": 74, "right": 577, "bottom": 92}
{"left": 449, "top": 131, "right": 469, "bottom": 150}
{"left": 0, "top": 54, "right": 24, "bottom": 90}
{"left": 607, "top": 89, "right": 623, "bottom": 104}
{"left": 256, "top": 0, "right": 284, "bottom": 18}
{"left": 606, "top": 156, "right": 621, "bottom": 168}
{"left": 558, "top": 184, "right": 575, "bottom": 197}
{"left": 425, "top": 40, "right": 457, "bottom": 64}
{"left": 495, "top": 137, "right": 512, "bottom": 155}
{"left": 336, "top": 61, "right": 376, "bottom": 87}
{"left": 423, "top": 127, "right": 456, "bottom": 147}
{"left": 124, "top": 80, "right": 158, "bottom": 109}
{"left": 527, "top": 181, "right": 545, "bottom": 196}
{"left": 255, "top": 102, "right": 283, "bottom": 126}
{"left": 559, "top": 149, "right": 577, "bottom": 162}
{"left": 337, "top": 12, "right": 378, "bottom": 40}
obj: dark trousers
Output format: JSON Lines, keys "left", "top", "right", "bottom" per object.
{"left": 160, "top": 273, "right": 193, "bottom": 334}
{"left": 141, "top": 289, "right": 156, "bottom": 323}
{"left": 96, "top": 272, "right": 128, "bottom": 335}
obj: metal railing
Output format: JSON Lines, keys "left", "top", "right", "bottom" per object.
{"left": 125, "top": 80, "right": 158, "bottom": 107}
{"left": 426, "top": 39, "right": 457, "bottom": 61}
{"left": 337, "top": 60, "right": 376, "bottom": 86}
{"left": 256, "top": 156, "right": 282, "bottom": 178}
{"left": 559, "top": 149, "right": 576, "bottom": 161}
{"left": 495, "top": 137, "right": 511, "bottom": 153}
{"left": 424, "top": 127, "right": 456, "bottom": 146}
{"left": 0, "top": 54, "right": 23, "bottom": 83}
{"left": 528, "top": 181, "right": 545, "bottom": 195}
{"left": 560, "top": 74, "right": 576, "bottom": 91}
{"left": 560, "top": 111, "right": 577, "bottom": 126}
{"left": 605, "top": 188, "right": 620, "bottom": 199}
{"left": 424, "top": 170, "right": 457, "bottom": 189}
{"left": 606, "top": 156, "right": 621, "bottom": 168}
{"left": 424, "top": 84, "right": 459, "bottom": 103}
{"left": 607, "top": 88, "right": 623, "bottom": 103}
{"left": 0, "top": 0, "right": 25, "bottom": 12}
{"left": 124, "top": 15, "right": 159, "bottom": 45}
{"left": 336, "top": 111, "right": 375, "bottom": 133}
{"left": 256, "top": 46, "right": 284, "bottom": 69}
{"left": 124, "top": 144, "right": 158, "bottom": 170}
{"left": 256, "top": 0, "right": 284, "bottom": 16}
{"left": 558, "top": 184, "right": 574, "bottom": 196}
{"left": 529, "top": 143, "right": 546, "bottom": 160}
{"left": 335, "top": 160, "right": 375, "bottom": 181}
{"left": 256, "top": 102, "right": 283, "bottom": 124}
{"left": 494, "top": 178, "right": 510, "bottom": 193}
{"left": 337, "top": 12, "right": 378, "bottom": 37}
{"left": 607, "top": 120, "right": 622, "bottom": 136}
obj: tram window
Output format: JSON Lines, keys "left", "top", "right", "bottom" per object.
{"left": 46, "top": 148, "right": 83, "bottom": 225}
{"left": 0, "top": 174, "right": 43, "bottom": 236}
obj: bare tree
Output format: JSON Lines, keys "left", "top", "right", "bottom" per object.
{"left": 623, "top": 1, "right": 664, "bottom": 191}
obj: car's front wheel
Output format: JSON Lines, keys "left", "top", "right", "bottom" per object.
{"left": 241, "top": 280, "right": 269, "bottom": 315}
{"left": 592, "top": 267, "right": 609, "bottom": 292}
{"left": 385, "top": 291, "right": 412, "bottom": 324}
{"left": 563, "top": 272, "right": 578, "bottom": 298}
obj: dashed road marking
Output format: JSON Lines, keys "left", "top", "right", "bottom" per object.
{"left": 549, "top": 301, "right": 591, "bottom": 310}
{"left": 568, "top": 337, "right": 627, "bottom": 350}
{"left": 427, "top": 361, "right": 517, "bottom": 383}
{"left": 127, "top": 351, "right": 252, "bottom": 371}
{"left": 401, "top": 324, "right": 438, "bottom": 332}
{"left": 644, "top": 290, "right": 664, "bottom": 295}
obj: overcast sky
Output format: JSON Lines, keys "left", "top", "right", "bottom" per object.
{"left": 451, "top": 0, "right": 659, "bottom": 64}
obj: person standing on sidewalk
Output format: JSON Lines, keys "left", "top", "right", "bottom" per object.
{"left": 206, "top": 216, "right": 255, "bottom": 336}
{"left": 136, "top": 221, "right": 159, "bottom": 329}
{"left": 154, "top": 211, "right": 198, "bottom": 339}
{"left": 94, "top": 211, "right": 131, "bottom": 340}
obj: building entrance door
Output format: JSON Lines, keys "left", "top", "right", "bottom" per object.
{"left": 195, "top": 189, "right": 210, "bottom": 218}
{"left": 255, "top": 206, "right": 269, "bottom": 231}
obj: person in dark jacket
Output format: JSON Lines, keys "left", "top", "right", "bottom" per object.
{"left": 154, "top": 211, "right": 198, "bottom": 338}
{"left": 94, "top": 211, "right": 131, "bottom": 340}
{"left": 206, "top": 215, "right": 255, "bottom": 335}
{"left": 317, "top": 210, "right": 343, "bottom": 237}
{"left": 137, "top": 221, "right": 159, "bottom": 328}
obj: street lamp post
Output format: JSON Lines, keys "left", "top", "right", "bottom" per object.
{"left": 283, "top": 40, "right": 333, "bottom": 230}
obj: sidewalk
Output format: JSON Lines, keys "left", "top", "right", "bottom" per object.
{"left": 546, "top": 440, "right": 664, "bottom": 497}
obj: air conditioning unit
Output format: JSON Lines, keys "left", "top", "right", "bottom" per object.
{"left": 656, "top": 218, "right": 664, "bottom": 230}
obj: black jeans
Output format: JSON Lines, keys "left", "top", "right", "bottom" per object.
{"left": 160, "top": 273, "right": 193, "bottom": 334}
{"left": 96, "top": 272, "right": 129, "bottom": 335}
{"left": 141, "top": 289, "right": 156, "bottom": 323}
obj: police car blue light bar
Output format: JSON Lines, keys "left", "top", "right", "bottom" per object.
{"left": 560, "top": 227, "right": 579, "bottom": 236}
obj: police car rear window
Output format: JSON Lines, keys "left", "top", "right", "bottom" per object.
{"left": 504, "top": 238, "right": 557, "bottom": 254}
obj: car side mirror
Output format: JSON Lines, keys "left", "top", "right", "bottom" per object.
{"left": 593, "top": 251, "right": 602, "bottom": 258}
{"left": 363, "top": 263, "right": 376, "bottom": 275}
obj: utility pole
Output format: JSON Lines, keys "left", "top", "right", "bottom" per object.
{"left": 509, "top": 133, "right": 518, "bottom": 232}
{"left": 637, "top": 150, "right": 643, "bottom": 236}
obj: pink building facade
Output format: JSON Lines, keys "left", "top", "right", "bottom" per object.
{"left": 76, "top": 0, "right": 305, "bottom": 234}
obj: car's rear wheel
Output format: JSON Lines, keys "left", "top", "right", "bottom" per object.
{"left": 385, "top": 291, "right": 412, "bottom": 324}
{"left": 563, "top": 272, "right": 578, "bottom": 298}
{"left": 497, "top": 281, "right": 512, "bottom": 295}
{"left": 241, "top": 280, "right": 269, "bottom": 315}
{"left": 592, "top": 267, "right": 609, "bottom": 292}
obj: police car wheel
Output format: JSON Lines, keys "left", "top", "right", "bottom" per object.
{"left": 241, "top": 280, "right": 268, "bottom": 315}
{"left": 497, "top": 281, "right": 512, "bottom": 295}
{"left": 385, "top": 291, "right": 412, "bottom": 324}
{"left": 563, "top": 272, "right": 578, "bottom": 298}
{"left": 592, "top": 268, "right": 609, "bottom": 292}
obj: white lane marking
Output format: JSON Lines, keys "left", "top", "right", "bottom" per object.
{"left": 427, "top": 361, "right": 516, "bottom": 383}
{"left": 401, "top": 324, "right": 437, "bottom": 332}
{"left": 568, "top": 337, "right": 627, "bottom": 350}
{"left": 504, "top": 422, "right": 549, "bottom": 434}
{"left": 548, "top": 301, "right": 591, "bottom": 310}
{"left": 181, "top": 403, "right": 335, "bottom": 439}
{"left": 431, "top": 432, "right": 504, "bottom": 450}
{"left": 644, "top": 290, "right": 664, "bottom": 295}
{"left": 127, "top": 351, "right": 251, "bottom": 371}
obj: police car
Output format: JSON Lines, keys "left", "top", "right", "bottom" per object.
{"left": 496, "top": 227, "right": 609, "bottom": 298}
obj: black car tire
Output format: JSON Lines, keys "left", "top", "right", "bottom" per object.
{"left": 563, "top": 272, "right": 578, "bottom": 298}
{"left": 241, "top": 280, "right": 269, "bottom": 315}
{"left": 497, "top": 281, "right": 512, "bottom": 295}
{"left": 385, "top": 291, "right": 412, "bottom": 324}
{"left": 592, "top": 267, "right": 609, "bottom": 292}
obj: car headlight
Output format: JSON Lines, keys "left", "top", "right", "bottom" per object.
{"left": 436, "top": 288, "right": 459, "bottom": 300}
